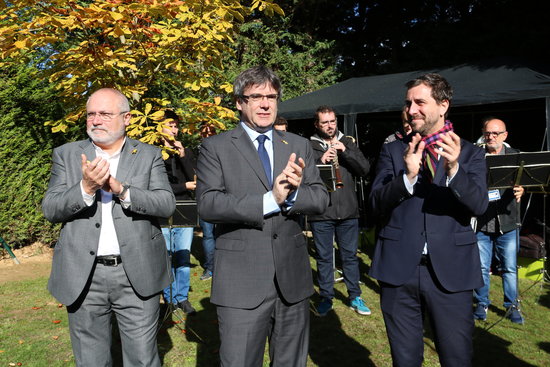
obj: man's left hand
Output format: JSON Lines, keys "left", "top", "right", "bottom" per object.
{"left": 273, "top": 153, "right": 305, "bottom": 205}
{"left": 513, "top": 185, "right": 524, "bottom": 202}
{"left": 104, "top": 176, "right": 126, "bottom": 199}
{"left": 437, "top": 131, "right": 461, "bottom": 178}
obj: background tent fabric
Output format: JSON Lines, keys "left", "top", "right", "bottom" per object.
{"left": 278, "top": 59, "right": 550, "bottom": 151}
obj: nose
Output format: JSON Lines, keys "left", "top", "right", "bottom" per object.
{"left": 407, "top": 103, "right": 419, "bottom": 116}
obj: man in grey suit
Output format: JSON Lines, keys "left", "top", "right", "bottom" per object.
{"left": 42, "top": 88, "right": 175, "bottom": 367}
{"left": 196, "top": 66, "right": 329, "bottom": 367}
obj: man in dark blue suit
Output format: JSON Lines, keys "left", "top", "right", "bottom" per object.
{"left": 369, "top": 73, "right": 488, "bottom": 367}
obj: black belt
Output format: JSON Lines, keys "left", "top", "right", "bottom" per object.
{"left": 419, "top": 254, "right": 430, "bottom": 266}
{"left": 96, "top": 255, "right": 122, "bottom": 266}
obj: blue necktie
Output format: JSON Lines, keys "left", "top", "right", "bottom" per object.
{"left": 256, "top": 134, "right": 272, "bottom": 188}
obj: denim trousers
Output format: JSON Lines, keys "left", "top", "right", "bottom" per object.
{"left": 199, "top": 219, "right": 215, "bottom": 273}
{"left": 474, "top": 229, "right": 519, "bottom": 308}
{"left": 162, "top": 227, "right": 193, "bottom": 304}
{"left": 310, "top": 218, "right": 361, "bottom": 301}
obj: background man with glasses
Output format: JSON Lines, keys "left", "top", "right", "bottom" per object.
{"left": 196, "top": 66, "right": 328, "bottom": 366}
{"left": 473, "top": 117, "right": 525, "bottom": 324}
{"left": 308, "top": 105, "right": 371, "bottom": 317}
{"left": 42, "top": 88, "right": 175, "bottom": 366}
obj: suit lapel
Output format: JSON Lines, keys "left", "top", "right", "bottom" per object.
{"left": 231, "top": 126, "right": 271, "bottom": 189}
{"left": 272, "top": 130, "right": 292, "bottom": 179}
{"left": 116, "top": 138, "right": 139, "bottom": 184}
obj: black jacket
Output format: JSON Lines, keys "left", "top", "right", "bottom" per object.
{"left": 308, "top": 132, "right": 370, "bottom": 221}
{"left": 165, "top": 147, "right": 196, "bottom": 200}
{"left": 476, "top": 146, "right": 520, "bottom": 234}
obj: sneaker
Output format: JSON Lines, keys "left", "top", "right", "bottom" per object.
{"left": 177, "top": 300, "right": 196, "bottom": 314}
{"left": 200, "top": 270, "right": 213, "bottom": 281}
{"left": 350, "top": 296, "right": 371, "bottom": 315}
{"left": 316, "top": 298, "right": 333, "bottom": 317}
{"left": 473, "top": 304, "right": 488, "bottom": 321}
{"left": 507, "top": 306, "right": 524, "bottom": 325}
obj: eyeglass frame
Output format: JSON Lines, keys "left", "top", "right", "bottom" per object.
{"left": 483, "top": 131, "right": 507, "bottom": 138}
{"left": 239, "top": 94, "right": 279, "bottom": 103}
{"left": 317, "top": 118, "right": 337, "bottom": 126}
{"left": 86, "top": 111, "right": 129, "bottom": 121}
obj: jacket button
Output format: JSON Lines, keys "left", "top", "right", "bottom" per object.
{"left": 273, "top": 234, "right": 278, "bottom": 239}
{"left": 95, "top": 223, "right": 100, "bottom": 228}
{"left": 89, "top": 251, "right": 95, "bottom": 256}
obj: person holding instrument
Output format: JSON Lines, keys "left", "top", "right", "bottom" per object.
{"left": 160, "top": 110, "right": 197, "bottom": 314}
{"left": 309, "top": 105, "right": 371, "bottom": 316}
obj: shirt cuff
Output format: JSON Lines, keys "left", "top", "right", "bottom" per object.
{"left": 446, "top": 163, "right": 459, "bottom": 186}
{"left": 263, "top": 191, "right": 281, "bottom": 216}
{"left": 80, "top": 181, "right": 95, "bottom": 206}
{"left": 120, "top": 189, "right": 131, "bottom": 209}
{"left": 403, "top": 173, "right": 417, "bottom": 195}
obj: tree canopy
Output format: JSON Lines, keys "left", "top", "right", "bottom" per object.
{"left": 0, "top": 0, "right": 283, "bottom": 155}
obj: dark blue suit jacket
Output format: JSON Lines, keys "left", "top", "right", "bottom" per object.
{"left": 369, "top": 137, "right": 488, "bottom": 292}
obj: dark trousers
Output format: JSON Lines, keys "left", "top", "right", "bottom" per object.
{"left": 216, "top": 280, "right": 310, "bottom": 367}
{"left": 380, "top": 261, "right": 473, "bottom": 367}
{"left": 310, "top": 219, "right": 361, "bottom": 300}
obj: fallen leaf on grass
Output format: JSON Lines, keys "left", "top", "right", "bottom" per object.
{"left": 180, "top": 329, "right": 186, "bottom": 334}
{"left": 31, "top": 306, "right": 41, "bottom": 310}
{"left": 18, "top": 340, "right": 24, "bottom": 344}
{"left": 57, "top": 304, "right": 63, "bottom": 308}
{"left": 52, "top": 336, "right": 59, "bottom": 340}
{"left": 52, "top": 320, "right": 61, "bottom": 324}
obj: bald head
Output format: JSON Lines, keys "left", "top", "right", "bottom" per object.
{"left": 482, "top": 118, "right": 508, "bottom": 154}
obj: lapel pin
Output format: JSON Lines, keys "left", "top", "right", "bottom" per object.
{"left": 281, "top": 139, "right": 288, "bottom": 145}
{"left": 131, "top": 148, "right": 138, "bottom": 154}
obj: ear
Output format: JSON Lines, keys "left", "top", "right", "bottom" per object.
{"left": 438, "top": 99, "right": 449, "bottom": 117}
{"left": 236, "top": 98, "right": 243, "bottom": 112}
{"left": 123, "top": 112, "right": 131, "bottom": 126}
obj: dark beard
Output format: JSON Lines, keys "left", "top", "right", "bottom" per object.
{"left": 316, "top": 129, "right": 336, "bottom": 140}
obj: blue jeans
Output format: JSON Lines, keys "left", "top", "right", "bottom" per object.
{"left": 199, "top": 219, "right": 215, "bottom": 273}
{"left": 162, "top": 227, "right": 193, "bottom": 304}
{"left": 474, "top": 229, "right": 519, "bottom": 308}
{"left": 310, "top": 219, "right": 361, "bottom": 301}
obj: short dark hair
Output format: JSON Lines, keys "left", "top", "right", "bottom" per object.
{"left": 274, "top": 116, "right": 288, "bottom": 127}
{"left": 163, "top": 109, "right": 180, "bottom": 123}
{"left": 405, "top": 73, "right": 453, "bottom": 104}
{"left": 233, "top": 66, "right": 282, "bottom": 101}
{"left": 314, "top": 105, "right": 336, "bottom": 123}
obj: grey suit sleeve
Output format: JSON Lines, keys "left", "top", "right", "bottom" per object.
{"left": 288, "top": 141, "right": 329, "bottom": 215}
{"left": 42, "top": 146, "right": 90, "bottom": 223}
{"left": 125, "top": 149, "right": 176, "bottom": 218}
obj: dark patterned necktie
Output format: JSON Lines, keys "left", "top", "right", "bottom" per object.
{"left": 257, "top": 135, "right": 272, "bottom": 188}
{"left": 423, "top": 144, "right": 439, "bottom": 182}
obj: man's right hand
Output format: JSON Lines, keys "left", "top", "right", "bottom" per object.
{"left": 404, "top": 133, "right": 425, "bottom": 183}
{"left": 81, "top": 154, "right": 110, "bottom": 195}
{"left": 321, "top": 146, "right": 337, "bottom": 164}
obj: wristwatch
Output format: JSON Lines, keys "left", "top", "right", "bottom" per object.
{"left": 116, "top": 182, "right": 130, "bottom": 199}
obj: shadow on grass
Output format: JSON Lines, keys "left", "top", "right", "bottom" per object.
{"left": 157, "top": 297, "right": 220, "bottom": 367}
{"left": 473, "top": 326, "right": 537, "bottom": 366}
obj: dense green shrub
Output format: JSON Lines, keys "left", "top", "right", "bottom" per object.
{"left": 0, "top": 65, "right": 82, "bottom": 248}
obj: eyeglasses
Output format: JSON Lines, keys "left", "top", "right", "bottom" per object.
{"left": 483, "top": 131, "right": 506, "bottom": 138}
{"left": 240, "top": 94, "right": 279, "bottom": 103}
{"left": 319, "top": 119, "right": 337, "bottom": 126}
{"left": 86, "top": 111, "right": 128, "bottom": 121}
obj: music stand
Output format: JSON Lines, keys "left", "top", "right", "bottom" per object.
{"left": 159, "top": 200, "right": 199, "bottom": 333}
{"left": 486, "top": 151, "right": 550, "bottom": 324}
{"left": 317, "top": 164, "right": 337, "bottom": 192}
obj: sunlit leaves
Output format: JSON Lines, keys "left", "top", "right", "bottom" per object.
{"left": 0, "top": 0, "right": 283, "bottom": 150}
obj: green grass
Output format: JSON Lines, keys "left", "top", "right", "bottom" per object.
{"left": 1, "top": 236, "right": 549, "bottom": 366}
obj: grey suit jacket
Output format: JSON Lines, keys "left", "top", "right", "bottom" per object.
{"left": 196, "top": 125, "right": 329, "bottom": 308}
{"left": 42, "top": 138, "right": 175, "bottom": 306}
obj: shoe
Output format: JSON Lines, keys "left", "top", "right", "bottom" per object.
{"left": 200, "top": 270, "right": 213, "bottom": 281}
{"left": 350, "top": 296, "right": 371, "bottom": 315}
{"left": 473, "top": 304, "right": 488, "bottom": 321}
{"left": 316, "top": 298, "right": 333, "bottom": 316}
{"left": 177, "top": 300, "right": 196, "bottom": 314}
{"left": 508, "top": 306, "right": 524, "bottom": 325}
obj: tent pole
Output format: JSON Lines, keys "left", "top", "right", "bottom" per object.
{"left": 546, "top": 98, "right": 550, "bottom": 151}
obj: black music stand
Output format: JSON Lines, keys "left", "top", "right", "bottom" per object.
{"left": 317, "top": 164, "right": 336, "bottom": 192}
{"left": 486, "top": 151, "right": 550, "bottom": 324}
{"left": 158, "top": 200, "right": 200, "bottom": 335}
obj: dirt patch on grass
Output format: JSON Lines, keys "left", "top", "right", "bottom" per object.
{"left": 0, "top": 242, "right": 53, "bottom": 284}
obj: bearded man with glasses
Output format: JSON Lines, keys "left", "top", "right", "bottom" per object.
{"left": 473, "top": 117, "right": 525, "bottom": 324}
{"left": 42, "top": 88, "right": 175, "bottom": 366}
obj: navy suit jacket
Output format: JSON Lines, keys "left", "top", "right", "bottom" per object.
{"left": 369, "top": 136, "right": 488, "bottom": 292}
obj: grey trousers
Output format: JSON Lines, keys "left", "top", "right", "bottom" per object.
{"left": 216, "top": 280, "right": 310, "bottom": 367}
{"left": 67, "top": 262, "right": 161, "bottom": 367}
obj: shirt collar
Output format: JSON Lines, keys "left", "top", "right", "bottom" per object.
{"left": 240, "top": 122, "right": 273, "bottom": 142}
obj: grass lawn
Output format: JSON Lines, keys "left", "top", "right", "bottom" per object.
{"left": 1, "top": 233, "right": 549, "bottom": 366}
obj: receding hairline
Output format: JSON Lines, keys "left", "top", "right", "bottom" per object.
{"left": 482, "top": 118, "right": 506, "bottom": 131}
{"left": 87, "top": 88, "right": 130, "bottom": 112}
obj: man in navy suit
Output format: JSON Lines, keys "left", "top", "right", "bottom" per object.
{"left": 369, "top": 73, "right": 488, "bottom": 367}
